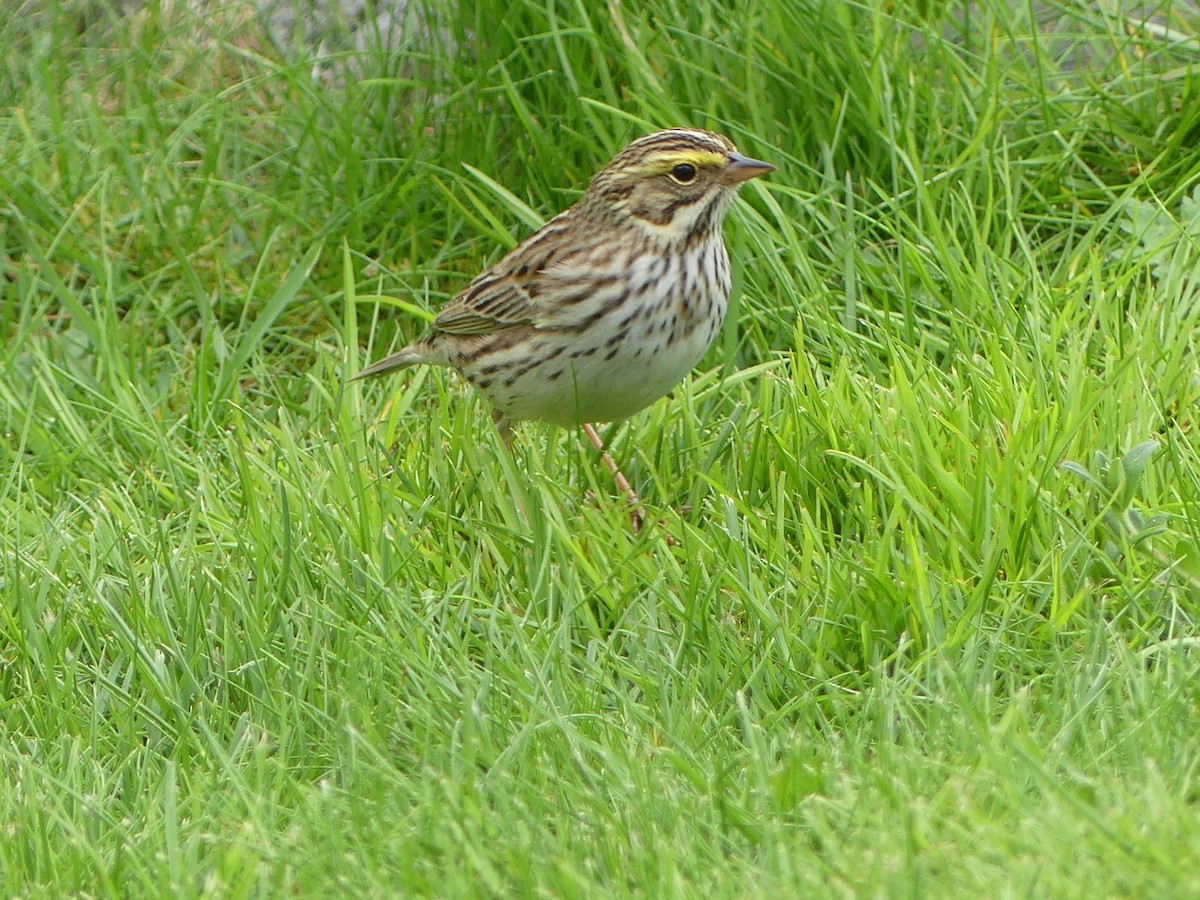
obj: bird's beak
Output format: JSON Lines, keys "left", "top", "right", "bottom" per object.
{"left": 724, "top": 152, "right": 775, "bottom": 184}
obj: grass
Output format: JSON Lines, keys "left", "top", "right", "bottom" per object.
{"left": 3, "top": 0, "right": 1200, "bottom": 895}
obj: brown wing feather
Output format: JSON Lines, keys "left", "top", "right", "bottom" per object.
{"left": 427, "top": 213, "right": 579, "bottom": 337}
{"left": 433, "top": 274, "right": 538, "bottom": 335}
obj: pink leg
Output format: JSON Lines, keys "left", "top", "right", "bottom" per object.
{"left": 581, "top": 423, "right": 644, "bottom": 533}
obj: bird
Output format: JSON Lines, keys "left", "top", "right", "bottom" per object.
{"left": 353, "top": 127, "right": 773, "bottom": 529}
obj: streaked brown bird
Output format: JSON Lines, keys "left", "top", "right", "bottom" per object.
{"left": 354, "top": 127, "right": 773, "bottom": 528}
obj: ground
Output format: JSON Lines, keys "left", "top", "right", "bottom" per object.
{"left": 2, "top": 1, "right": 1199, "bottom": 896}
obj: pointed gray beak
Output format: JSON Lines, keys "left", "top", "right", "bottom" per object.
{"left": 725, "top": 151, "right": 775, "bottom": 184}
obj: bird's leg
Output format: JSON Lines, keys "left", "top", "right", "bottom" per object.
{"left": 492, "top": 412, "right": 513, "bottom": 450}
{"left": 492, "top": 411, "right": 530, "bottom": 526}
{"left": 580, "top": 422, "right": 644, "bottom": 533}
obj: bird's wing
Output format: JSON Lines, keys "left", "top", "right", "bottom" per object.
{"left": 432, "top": 272, "right": 539, "bottom": 335}
{"left": 430, "top": 213, "right": 601, "bottom": 336}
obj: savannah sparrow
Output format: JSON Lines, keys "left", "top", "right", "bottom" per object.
{"left": 354, "top": 127, "right": 773, "bottom": 523}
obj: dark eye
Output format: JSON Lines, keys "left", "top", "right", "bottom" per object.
{"left": 669, "top": 163, "right": 697, "bottom": 184}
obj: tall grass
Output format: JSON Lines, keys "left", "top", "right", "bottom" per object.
{"left": 2, "top": 0, "right": 1199, "bottom": 895}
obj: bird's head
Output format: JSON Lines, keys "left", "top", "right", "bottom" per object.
{"left": 584, "top": 128, "right": 774, "bottom": 241}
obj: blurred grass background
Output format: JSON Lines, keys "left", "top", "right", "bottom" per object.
{"left": 2, "top": 0, "right": 1200, "bottom": 895}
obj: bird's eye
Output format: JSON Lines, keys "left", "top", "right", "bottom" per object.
{"left": 669, "top": 163, "right": 697, "bottom": 184}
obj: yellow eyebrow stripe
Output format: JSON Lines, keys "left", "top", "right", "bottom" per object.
{"left": 637, "top": 150, "right": 729, "bottom": 175}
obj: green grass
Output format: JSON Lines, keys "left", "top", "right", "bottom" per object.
{"left": 3, "top": 0, "right": 1200, "bottom": 895}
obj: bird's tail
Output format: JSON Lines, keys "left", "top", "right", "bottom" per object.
{"left": 350, "top": 345, "right": 426, "bottom": 381}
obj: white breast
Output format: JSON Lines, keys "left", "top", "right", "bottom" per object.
{"left": 484, "top": 240, "right": 731, "bottom": 427}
